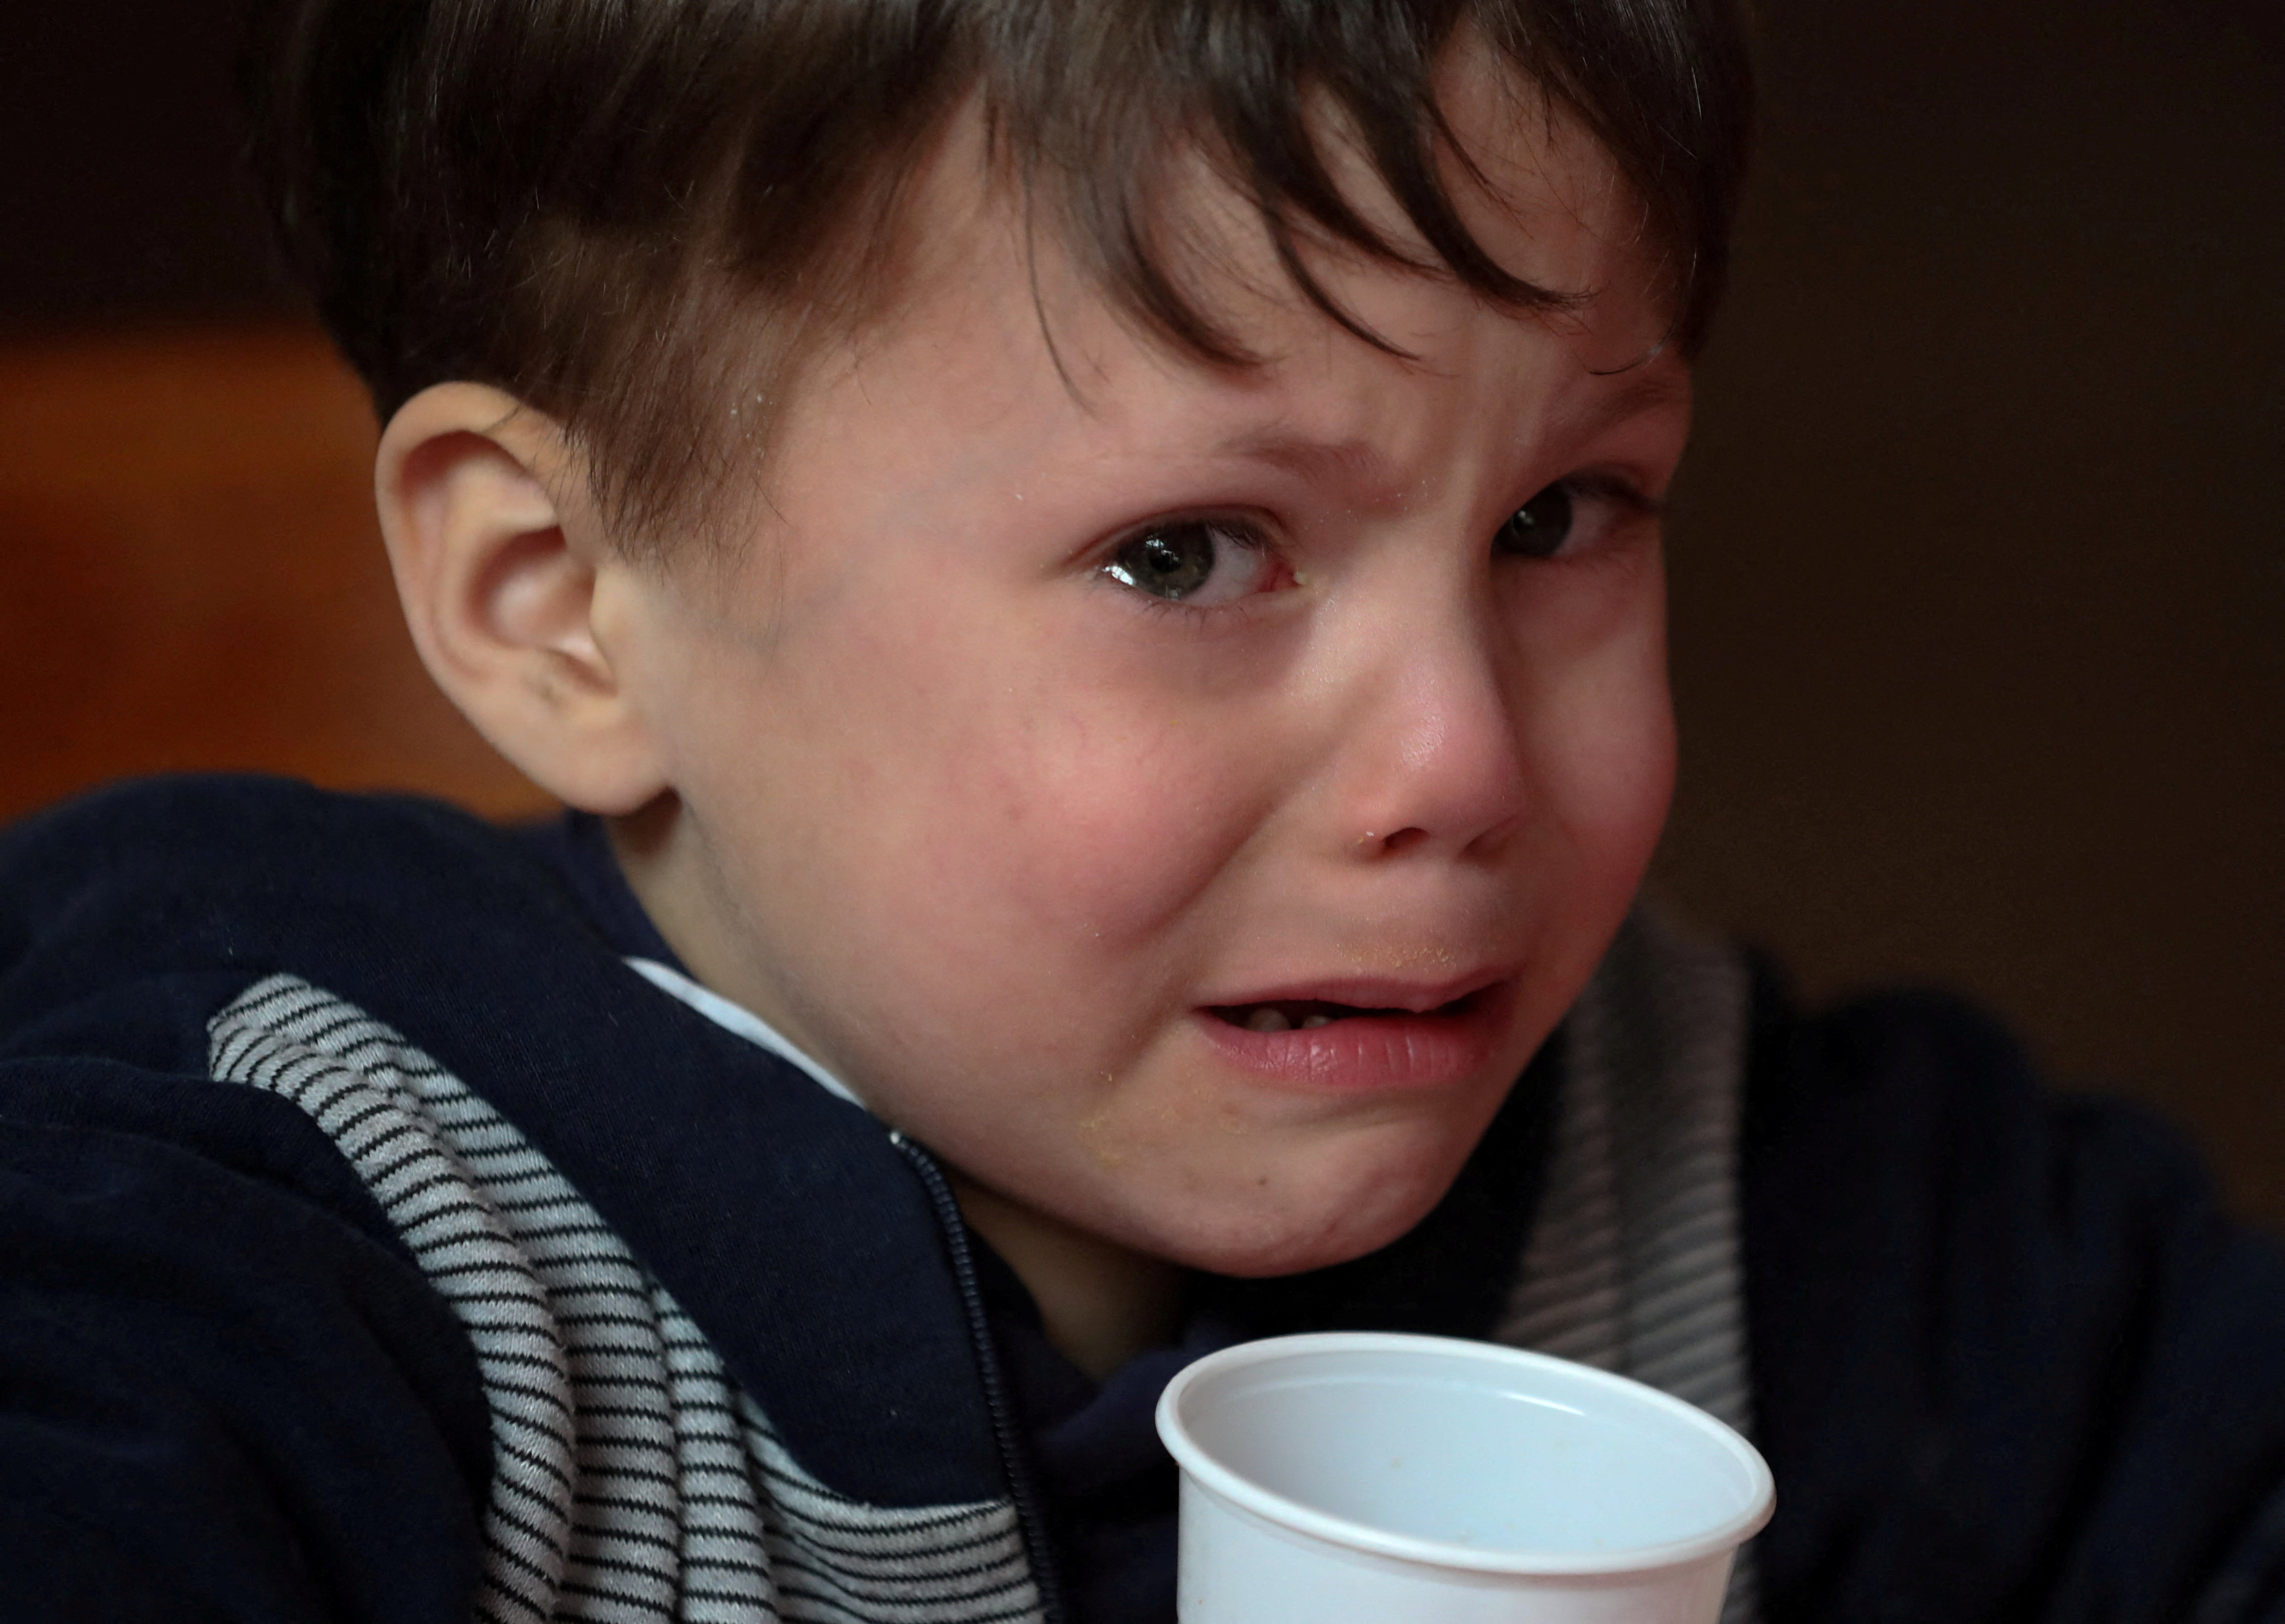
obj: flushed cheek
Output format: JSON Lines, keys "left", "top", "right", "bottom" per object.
{"left": 1525, "top": 649, "right": 1674, "bottom": 981}
{"left": 719, "top": 663, "right": 1275, "bottom": 1099}
{"left": 1547, "top": 684, "right": 1672, "bottom": 864}
{"left": 1556, "top": 606, "right": 1673, "bottom": 832}
{"left": 916, "top": 680, "right": 1283, "bottom": 961}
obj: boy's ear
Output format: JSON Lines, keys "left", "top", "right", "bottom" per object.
{"left": 375, "top": 383, "right": 669, "bottom": 814}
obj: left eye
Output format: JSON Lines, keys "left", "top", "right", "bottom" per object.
{"left": 1101, "top": 518, "right": 1271, "bottom": 605}
{"left": 1493, "top": 482, "right": 1575, "bottom": 559}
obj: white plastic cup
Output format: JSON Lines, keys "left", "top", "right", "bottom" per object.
{"left": 1154, "top": 1332, "right": 1774, "bottom": 1624}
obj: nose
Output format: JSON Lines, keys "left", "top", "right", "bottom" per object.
{"left": 1331, "top": 615, "right": 1530, "bottom": 863}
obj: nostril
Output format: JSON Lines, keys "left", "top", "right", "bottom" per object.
{"left": 1377, "top": 826, "right": 1429, "bottom": 855}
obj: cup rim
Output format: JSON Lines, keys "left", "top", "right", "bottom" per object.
{"left": 1153, "top": 1330, "right": 1775, "bottom": 1577}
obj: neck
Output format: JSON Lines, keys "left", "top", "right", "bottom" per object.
{"left": 950, "top": 1173, "right": 1185, "bottom": 1380}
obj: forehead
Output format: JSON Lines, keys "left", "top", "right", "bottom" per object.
{"left": 764, "top": 50, "right": 1681, "bottom": 521}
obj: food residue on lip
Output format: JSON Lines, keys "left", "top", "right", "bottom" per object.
{"left": 1330, "top": 936, "right": 1464, "bottom": 975}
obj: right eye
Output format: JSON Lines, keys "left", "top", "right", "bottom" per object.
{"left": 1100, "top": 518, "right": 1274, "bottom": 606}
{"left": 1493, "top": 482, "right": 1576, "bottom": 559}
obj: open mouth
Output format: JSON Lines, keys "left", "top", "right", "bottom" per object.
{"left": 1196, "top": 978, "right": 1507, "bottom": 1091}
{"left": 1206, "top": 990, "right": 1482, "bottom": 1034}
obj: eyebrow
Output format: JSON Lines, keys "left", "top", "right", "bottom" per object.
{"left": 1560, "top": 368, "right": 1691, "bottom": 440}
{"left": 1203, "top": 368, "right": 1689, "bottom": 494}
{"left": 1206, "top": 427, "right": 1398, "bottom": 490}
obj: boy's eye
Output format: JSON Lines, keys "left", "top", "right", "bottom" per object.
{"left": 1101, "top": 518, "right": 1271, "bottom": 606}
{"left": 1493, "top": 483, "right": 1576, "bottom": 559}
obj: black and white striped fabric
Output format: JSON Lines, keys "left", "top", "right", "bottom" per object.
{"left": 1498, "top": 908, "right": 1762, "bottom": 1624}
{"left": 208, "top": 977, "right": 1040, "bottom": 1624}
{"left": 206, "top": 903, "right": 1760, "bottom": 1624}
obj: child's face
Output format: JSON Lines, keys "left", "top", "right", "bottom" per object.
{"left": 603, "top": 82, "right": 1685, "bottom": 1277}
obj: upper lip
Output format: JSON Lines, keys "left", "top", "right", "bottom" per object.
{"left": 1201, "top": 967, "right": 1512, "bottom": 1015}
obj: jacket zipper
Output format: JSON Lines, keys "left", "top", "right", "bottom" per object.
{"left": 891, "top": 1131, "right": 1071, "bottom": 1624}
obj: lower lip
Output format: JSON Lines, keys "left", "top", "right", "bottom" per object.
{"left": 1190, "top": 988, "right": 1508, "bottom": 1094}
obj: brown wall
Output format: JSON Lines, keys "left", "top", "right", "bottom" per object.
{"left": 0, "top": 329, "right": 541, "bottom": 821}
{"left": 2, "top": 2, "right": 2279, "bottom": 1220}
{"left": 1656, "top": 0, "right": 2285, "bottom": 1223}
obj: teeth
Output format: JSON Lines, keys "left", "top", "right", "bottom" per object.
{"left": 1298, "top": 1013, "right": 1333, "bottom": 1030}
{"left": 1244, "top": 1006, "right": 1292, "bottom": 1033}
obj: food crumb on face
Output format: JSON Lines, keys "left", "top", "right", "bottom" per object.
{"left": 1077, "top": 1103, "right": 1129, "bottom": 1169}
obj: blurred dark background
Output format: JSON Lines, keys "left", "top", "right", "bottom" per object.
{"left": 2, "top": 3, "right": 2279, "bottom": 1217}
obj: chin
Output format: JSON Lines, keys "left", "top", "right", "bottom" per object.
{"left": 1135, "top": 1138, "right": 1471, "bottom": 1280}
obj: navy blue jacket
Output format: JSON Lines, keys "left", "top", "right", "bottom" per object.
{"left": 2, "top": 776, "right": 2282, "bottom": 1622}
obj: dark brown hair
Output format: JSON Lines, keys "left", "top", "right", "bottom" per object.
{"left": 245, "top": 0, "right": 1752, "bottom": 550}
